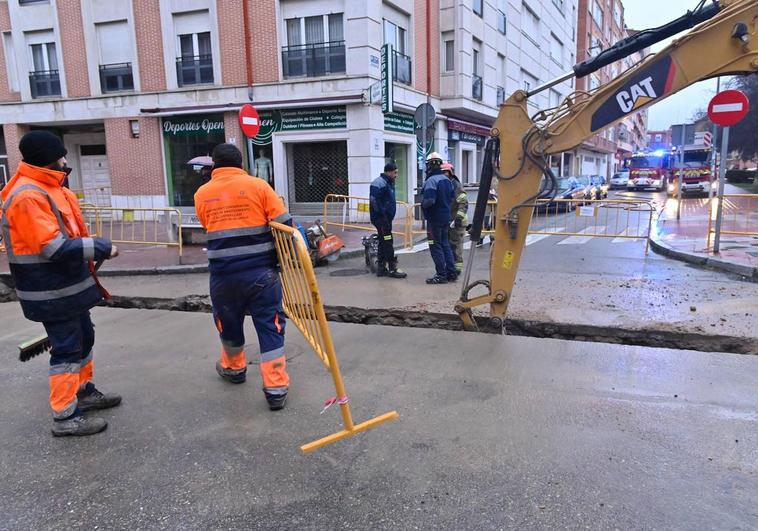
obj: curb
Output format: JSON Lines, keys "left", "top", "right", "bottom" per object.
{"left": 649, "top": 234, "right": 757, "bottom": 282}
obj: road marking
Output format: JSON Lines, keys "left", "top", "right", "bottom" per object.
{"left": 526, "top": 227, "right": 566, "bottom": 246}
{"left": 557, "top": 226, "right": 606, "bottom": 245}
{"left": 396, "top": 242, "right": 429, "bottom": 254}
{"left": 611, "top": 227, "right": 647, "bottom": 243}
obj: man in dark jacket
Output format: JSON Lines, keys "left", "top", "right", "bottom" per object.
{"left": 442, "top": 162, "right": 468, "bottom": 274}
{"left": 369, "top": 162, "right": 406, "bottom": 278}
{"left": 421, "top": 152, "right": 456, "bottom": 284}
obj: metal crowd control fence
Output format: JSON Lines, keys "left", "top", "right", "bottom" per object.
{"left": 706, "top": 194, "right": 758, "bottom": 248}
{"left": 322, "top": 194, "right": 413, "bottom": 248}
{"left": 269, "top": 221, "right": 399, "bottom": 453}
{"left": 475, "top": 198, "right": 654, "bottom": 252}
{"left": 81, "top": 206, "right": 183, "bottom": 259}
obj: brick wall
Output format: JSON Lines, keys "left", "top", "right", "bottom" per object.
{"left": 250, "top": 0, "right": 278, "bottom": 83}
{"left": 105, "top": 117, "right": 166, "bottom": 196}
{"left": 3, "top": 123, "right": 30, "bottom": 173}
{"left": 217, "top": 0, "right": 247, "bottom": 86}
{"left": 576, "top": 0, "right": 590, "bottom": 93}
{"left": 0, "top": 2, "right": 19, "bottom": 102}
{"left": 57, "top": 0, "right": 91, "bottom": 97}
{"left": 413, "top": 0, "right": 440, "bottom": 96}
{"left": 133, "top": 0, "right": 167, "bottom": 91}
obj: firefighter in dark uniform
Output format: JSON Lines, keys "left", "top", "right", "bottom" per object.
{"left": 369, "top": 162, "right": 406, "bottom": 278}
{"left": 441, "top": 162, "right": 468, "bottom": 274}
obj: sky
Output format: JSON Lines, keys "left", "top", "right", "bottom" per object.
{"left": 622, "top": 0, "right": 722, "bottom": 130}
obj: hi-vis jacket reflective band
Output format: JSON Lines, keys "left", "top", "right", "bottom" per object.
{"left": 0, "top": 163, "right": 110, "bottom": 322}
{"left": 194, "top": 167, "right": 293, "bottom": 274}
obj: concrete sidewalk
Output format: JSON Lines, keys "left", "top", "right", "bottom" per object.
{"left": 1, "top": 304, "right": 756, "bottom": 529}
{"left": 651, "top": 189, "right": 757, "bottom": 280}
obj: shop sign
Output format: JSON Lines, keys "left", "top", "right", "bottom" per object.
{"left": 162, "top": 115, "right": 225, "bottom": 137}
{"left": 250, "top": 106, "right": 347, "bottom": 146}
{"left": 384, "top": 111, "right": 415, "bottom": 134}
{"left": 448, "top": 129, "right": 486, "bottom": 146}
{"left": 381, "top": 43, "right": 394, "bottom": 114}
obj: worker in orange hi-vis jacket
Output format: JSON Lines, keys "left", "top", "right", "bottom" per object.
{"left": 1, "top": 130, "right": 121, "bottom": 437}
{"left": 194, "top": 143, "right": 293, "bottom": 411}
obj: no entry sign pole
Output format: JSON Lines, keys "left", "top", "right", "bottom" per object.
{"left": 712, "top": 125, "right": 729, "bottom": 254}
{"left": 707, "top": 89, "right": 750, "bottom": 254}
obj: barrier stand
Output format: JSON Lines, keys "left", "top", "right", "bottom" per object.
{"left": 269, "top": 221, "right": 399, "bottom": 453}
{"left": 323, "top": 194, "right": 413, "bottom": 248}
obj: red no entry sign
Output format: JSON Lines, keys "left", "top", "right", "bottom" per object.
{"left": 239, "top": 104, "right": 261, "bottom": 137}
{"left": 707, "top": 89, "right": 749, "bottom": 127}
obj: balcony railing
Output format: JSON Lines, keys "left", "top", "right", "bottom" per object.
{"left": 496, "top": 85, "right": 506, "bottom": 106}
{"left": 99, "top": 63, "right": 134, "bottom": 93}
{"left": 472, "top": 74, "right": 483, "bottom": 101}
{"left": 281, "top": 41, "right": 346, "bottom": 78}
{"left": 393, "top": 50, "right": 412, "bottom": 85}
{"left": 29, "top": 70, "right": 61, "bottom": 98}
{"left": 176, "top": 54, "right": 214, "bottom": 87}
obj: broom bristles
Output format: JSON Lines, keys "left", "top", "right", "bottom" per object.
{"left": 18, "top": 335, "right": 51, "bottom": 362}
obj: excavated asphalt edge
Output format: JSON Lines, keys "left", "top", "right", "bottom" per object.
{"left": 0, "top": 282, "right": 754, "bottom": 354}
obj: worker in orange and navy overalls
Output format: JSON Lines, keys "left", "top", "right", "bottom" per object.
{"left": 0, "top": 131, "right": 121, "bottom": 437}
{"left": 194, "top": 143, "right": 292, "bottom": 411}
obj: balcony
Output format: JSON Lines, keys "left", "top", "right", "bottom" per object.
{"left": 496, "top": 85, "right": 506, "bottom": 106}
{"left": 472, "top": 75, "right": 483, "bottom": 101}
{"left": 176, "top": 54, "right": 213, "bottom": 87}
{"left": 281, "top": 41, "right": 346, "bottom": 78}
{"left": 393, "top": 50, "right": 412, "bottom": 85}
{"left": 99, "top": 63, "right": 134, "bottom": 93}
{"left": 29, "top": 70, "right": 60, "bottom": 98}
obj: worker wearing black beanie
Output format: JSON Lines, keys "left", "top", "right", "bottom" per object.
{"left": 19, "top": 130, "right": 68, "bottom": 168}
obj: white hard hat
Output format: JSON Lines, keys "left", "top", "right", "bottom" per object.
{"left": 426, "top": 151, "right": 443, "bottom": 162}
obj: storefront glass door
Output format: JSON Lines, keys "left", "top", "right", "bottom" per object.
{"left": 384, "top": 142, "right": 408, "bottom": 202}
{"left": 289, "top": 140, "right": 348, "bottom": 207}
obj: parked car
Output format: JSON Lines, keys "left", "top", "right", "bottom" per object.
{"left": 610, "top": 170, "right": 629, "bottom": 189}
{"left": 535, "top": 176, "right": 586, "bottom": 214}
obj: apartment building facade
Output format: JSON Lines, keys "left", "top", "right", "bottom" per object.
{"left": 0, "top": 0, "right": 624, "bottom": 224}
{"left": 575, "top": 0, "right": 647, "bottom": 177}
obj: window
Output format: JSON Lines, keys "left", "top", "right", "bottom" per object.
{"left": 282, "top": 13, "right": 345, "bottom": 78}
{"left": 590, "top": 74, "right": 601, "bottom": 90}
{"left": 472, "top": 40, "right": 482, "bottom": 100}
{"left": 174, "top": 11, "right": 214, "bottom": 86}
{"left": 497, "top": 10, "right": 506, "bottom": 34}
{"left": 96, "top": 20, "right": 134, "bottom": 92}
{"left": 549, "top": 34, "right": 563, "bottom": 64}
{"left": 28, "top": 38, "right": 60, "bottom": 98}
{"left": 496, "top": 53, "right": 506, "bottom": 105}
{"left": 591, "top": 0, "right": 604, "bottom": 28}
{"left": 444, "top": 37, "right": 454, "bottom": 72}
{"left": 549, "top": 89, "right": 561, "bottom": 108}
{"left": 384, "top": 19, "right": 411, "bottom": 84}
{"left": 552, "top": 0, "right": 564, "bottom": 11}
{"left": 473, "top": 0, "right": 483, "bottom": 17}
{"left": 522, "top": 69, "right": 537, "bottom": 92}
{"left": 521, "top": 4, "right": 540, "bottom": 41}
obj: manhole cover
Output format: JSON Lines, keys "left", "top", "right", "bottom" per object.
{"left": 329, "top": 268, "right": 369, "bottom": 277}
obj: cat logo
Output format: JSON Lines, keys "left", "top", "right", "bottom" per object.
{"left": 616, "top": 77, "right": 657, "bottom": 113}
{"left": 590, "top": 55, "right": 676, "bottom": 132}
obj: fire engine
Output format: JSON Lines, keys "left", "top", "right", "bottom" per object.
{"left": 626, "top": 151, "right": 671, "bottom": 192}
{"left": 668, "top": 145, "right": 714, "bottom": 196}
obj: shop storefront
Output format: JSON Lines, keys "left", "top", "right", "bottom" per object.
{"left": 447, "top": 119, "right": 489, "bottom": 185}
{"left": 248, "top": 105, "right": 348, "bottom": 213}
{"left": 383, "top": 110, "right": 434, "bottom": 200}
{"left": 162, "top": 113, "right": 225, "bottom": 215}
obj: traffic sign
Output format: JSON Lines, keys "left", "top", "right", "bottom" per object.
{"left": 239, "top": 104, "right": 261, "bottom": 138}
{"left": 707, "top": 90, "right": 749, "bottom": 127}
{"left": 414, "top": 103, "right": 435, "bottom": 127}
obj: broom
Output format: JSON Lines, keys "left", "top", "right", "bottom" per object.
{"left": 17, "top": 259, "right": 106, "bottom": 362}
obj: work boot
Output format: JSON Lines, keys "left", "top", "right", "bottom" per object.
{"left": 387, "top": 261, "right": 407, "bottom": 279}
{"left": 77, "top": 383, "right": 122, "bottom": 411}
{"left": 265, "top": 391, "right": 288, "bottom": 411}
{"left": 447, "top": 272, "right": 459, "bottom": 282}
{"left": 216, "top": 361, "right": 247, "bottom": 384}
{"left": 426, "top": 275, "right": 448, "bottom": 285}
{"left": 51, "top": 414, "right": 107, "bottom": 437}
{"left": 376, "top": 261, "right": 389, "bottom": 277}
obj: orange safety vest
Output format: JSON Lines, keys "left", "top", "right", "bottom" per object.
{"left": 194, "top": 166, "right": 291, "bottom": 274}
{"left": 0, "top": 162, "right": 109, "bottom": 321}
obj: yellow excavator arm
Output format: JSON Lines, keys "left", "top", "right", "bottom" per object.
{"left": 456, "top": 0, "right": 758, "bottom": 331}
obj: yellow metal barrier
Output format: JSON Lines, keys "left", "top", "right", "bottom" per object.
{"left": 269, "top": 221, "right": 399, "bottom": 453}
{"left": 707, "top": 194, "right": 758, "bottom": 248}
{"left": 81, "top": 206, "right": 183, "bottom": 259}
{"left": 323, "top": 194, "right": 413, "bottom": 248}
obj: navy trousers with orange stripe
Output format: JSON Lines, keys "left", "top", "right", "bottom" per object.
{"left": 42, "top": 311, "right": 95, "bottom": 419}
{"left": 210, "top": 267, "right": 289, "bottom": 395}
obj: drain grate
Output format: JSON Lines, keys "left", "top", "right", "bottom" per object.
{"left": 329, "top": 268, "right": 369, "bottom": 277}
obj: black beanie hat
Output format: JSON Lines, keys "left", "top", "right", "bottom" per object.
{"left": 19, "top": 130, "right": 67, "bottom": 168}
{"left": 211, "top": 143, "right": 243, "bottom": 169}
